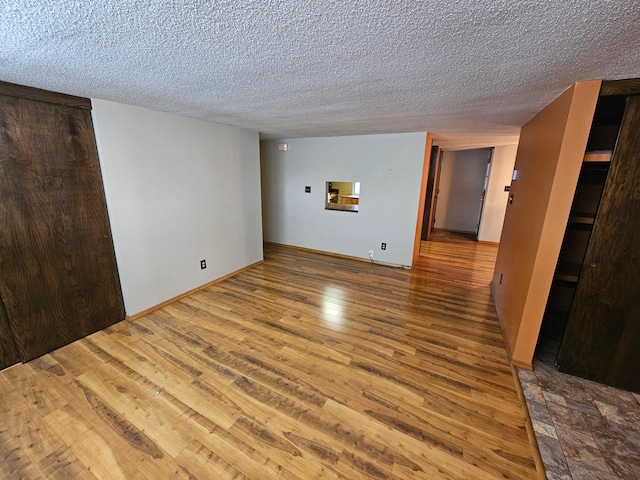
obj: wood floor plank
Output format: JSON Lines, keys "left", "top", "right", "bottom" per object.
{"left": 0, "top": 231, "right": 542, "bottom": 479}
{"left": 175, "top": 440, "right": 250, "bottom": 479}
{"left": 44, "top": 406, "right": 130, "bottom": 480}
{"left": 25, "top": 357, "right": 181, "bottom": 480}
{"left": 75, "top": 369, "right": 192, "bottom": 459}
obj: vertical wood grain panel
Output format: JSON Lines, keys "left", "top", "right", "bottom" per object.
{"left": 557, "top": 95, "right": 640, "bottom": 392}
{"left": 599, "top": 78, "right": 640, "bottom": 96}
{"left": 0, "top": 80, "right": 92, "bottom": 110}
{"left": 0, "top": 94, "right": 125, "bottom": 362}
{"left": 0, "top": 298, "right": 19, "bottom": 368}
{"left": 421, "top": 145, "right": 440, "bottom": 241}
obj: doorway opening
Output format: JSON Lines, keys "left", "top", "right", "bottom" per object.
{"left": 413, "top": 140, "right": 519, "bottom": 268}
{"left": 422, "top": 147, "right": 494, "bottom": 243}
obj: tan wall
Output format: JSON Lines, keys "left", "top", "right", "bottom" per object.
{"left": 491, "top": 80, "right": 601, "bottom": 367}
{"left": 412, "top": 133, "right": 433, "bottom": 267}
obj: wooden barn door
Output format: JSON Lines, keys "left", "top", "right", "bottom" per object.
{"left": 557, "top": 95, "right": 640, "bottom": 392}
{"left": 0, "top": 86, "right": 125, "bottom": 362}
{"left": 0, "top": 300, "right": 19, "bottom": 369}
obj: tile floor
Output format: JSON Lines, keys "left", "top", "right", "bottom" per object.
{"left": 518, "top": 360, "right": 640, "bottom": 479}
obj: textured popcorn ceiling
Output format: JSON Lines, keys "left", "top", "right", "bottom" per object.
{"left": 2, "top": 1, "right": 640, "bottom": 141}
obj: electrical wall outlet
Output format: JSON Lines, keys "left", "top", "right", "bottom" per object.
{"left": 200, "top": 259, "right": 207, "bottom": 269}
{"left": 381, "top": 243, "right": 387, "bottom": 250}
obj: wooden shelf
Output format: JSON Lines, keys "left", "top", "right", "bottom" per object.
{"left": 554, "top": 261, "right": 582, "bottom": 283}
{"left": 568, "top": 212, "right": 595, "bottom": 225}
{"left": 584, "top": 151, "right": 612, "bottom": 162}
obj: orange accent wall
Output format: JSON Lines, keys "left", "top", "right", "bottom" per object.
{"left": 491, "top": 80, "right": 601, "bottom": 368}
{"left": 412, "top": 133, "right": 433, "bottom": 267}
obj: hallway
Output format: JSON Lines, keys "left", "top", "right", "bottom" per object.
{"left": 424, "top": 230, "right": 640, "bottom": 480}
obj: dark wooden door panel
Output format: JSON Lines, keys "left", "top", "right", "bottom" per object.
{"left": 421, "top": 146, "right": 439, "bottom": 241}
{"left": 0, "top": 299, "right": 19, "bottom": 369}
{"left": 0, "top": 95, "right": 125, "bottom": 362}
{"left": 557, "top": 95, "right": 640, "bottom": 392}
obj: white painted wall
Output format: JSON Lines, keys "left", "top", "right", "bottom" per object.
{"left": 261, "top": 133, "right": 427, "bottom": 267}
{"left": 478, "top": 144, "right": 518, "bottom": 243}
{"left": 431, "top": 145, "right": 517, "bottom": 242}
{"left": 435, "top": 149, "right": 491, "bottom": 233}
{"left": 92, "top": 100, "right": 263, "bottom": 316}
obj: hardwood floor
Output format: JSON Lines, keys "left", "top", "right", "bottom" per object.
{"left": 0, "top": 234, "right": 541, "bottom": 479}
